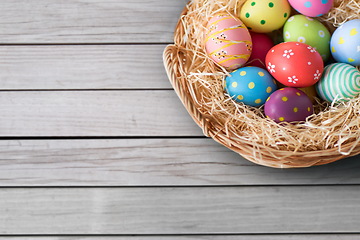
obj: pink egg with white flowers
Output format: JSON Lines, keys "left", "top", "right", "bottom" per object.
{"left": 205, "top": 13, "right": 252, "bottom": 70}
{"left": 288, "top": 0, "right": 333, "bottom": 17}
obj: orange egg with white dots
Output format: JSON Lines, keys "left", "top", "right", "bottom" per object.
{"left": 264, "top": 88, "right": 313, "bottom": 123}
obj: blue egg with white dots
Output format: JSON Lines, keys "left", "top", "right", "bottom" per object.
{"left": 225, "top": 66, "right": 277, "bottom": 107}
{"left": 331, "top": 19, "right": 360, "bottom": 67}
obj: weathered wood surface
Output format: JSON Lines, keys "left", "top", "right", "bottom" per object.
{"left": 2, "top": 236, "right": 360, "bottom": 240}
{"left": 1, "top": 0, "right": 359, "bottom": 238}
{"left": 0, "top": 91, "right": 201, "bottom": 136}
{"left": 0, "top": 45, "right": 171, "bottom": 90}
{"left": 1, "top": 186, "right": 360, "bottom": 234}
{"left": 0, "top": 139, "right": 360, "bottom": 186}
{"left": 0, "top": 0, "right": 186, "bottom": 44}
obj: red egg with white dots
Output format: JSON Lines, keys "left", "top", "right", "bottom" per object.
{"left": 265, "top": 42, "right": 324, "bottom": 88}
{"left": 264, "top": 88, "right": 314, "bottom": 123}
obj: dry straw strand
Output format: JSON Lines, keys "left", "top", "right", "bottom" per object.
{"left": 164, "top": 0, "right": 360, "bottom": 168}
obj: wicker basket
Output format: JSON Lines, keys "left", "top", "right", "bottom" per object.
{"left": 163, "top": 0, "right": 360, "bottom": 168}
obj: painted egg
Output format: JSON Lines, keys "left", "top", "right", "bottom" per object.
{"left": 316, "top": 63, "right": 360, "bottom": 102}
{"left": 276, "top": 82, "right": 318, "bottom": 104}
{"left": 246, "top": 31, "right": 274, "bottom": 68}
{"left": 265, "top": 88, "right": 314, "bottom": 123}
{"left": 330, "top": 19, "right": 360, "bottom": 67}
{"left": 288, "top": 0, "right": 333, "bottom": 17}
{"left": 265, "top": 42, "right": 324, "bottom": 88}
{"left": 205, "top": 13, "right": 252, "bottom": 71}
{"left": 298, "top": 85, "right": 318, "bottom": 104}
{"left": 239, "top": 0, "right": 291, "bottom": 33}
{"left": 283, "top": 15, "right": 331, "bottom": 62}
{"left": 225, "top": 66, "right": 277, "bottom": 107}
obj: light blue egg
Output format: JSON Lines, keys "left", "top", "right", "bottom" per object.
{"left": 330, "top": 19, "right": 360, "bottom": 66}
{"left": 225, "top": 66, "right": 277, "bottom": 107}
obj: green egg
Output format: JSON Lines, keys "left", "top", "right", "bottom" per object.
{"left": 283, "top": 15, "right": 331, "bottom": 62}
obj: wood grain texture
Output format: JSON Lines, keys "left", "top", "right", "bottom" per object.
{"left": 0, "top": 90, "right": 202, "bottom": 136}
{"left": 1, "top": 186, "right": 360, "bottom": 234}
{"left": 0, "top": 0, "right": 357, "bottom": 238}
{"left": 0, "top": 45, "right": 171, "bottom": 90}
{"left": 0, "top": 139, "right": 360, "bottom": 186}
{"left": 3, "top": 236, "right": 360, "bottom": 240}
{"left": 0, "top": 0, "right": 186, "bottom": 44}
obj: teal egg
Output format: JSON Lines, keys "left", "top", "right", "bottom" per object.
{"left": 316, "top": 63, "right": 360, "bottom": 102}
{"left": 225, "top": 66, "right": 277, "bottom": 107}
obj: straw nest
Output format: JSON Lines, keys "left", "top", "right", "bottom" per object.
{"left": 163, "top": 0, "right": 360, "bottom": 168}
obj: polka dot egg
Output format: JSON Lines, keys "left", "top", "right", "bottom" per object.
{"left": 225, "top": 66, "right": 277, "bottom": 107}
{"left": 240, "top": 0, "right": 291, "bottom": 33}
{"left": 265, "top": 88, "right": 314, "bottom": 123}
{"left": 288, "top": 0, "right": 333, "bottom": 17}
{"left": 330, "top": 19, "right": 360, "bottom": 67}
{"left": 283, "top": 15, "right": 331, "bottom": 62}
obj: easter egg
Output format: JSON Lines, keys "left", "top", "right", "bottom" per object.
{"left": 246, "top": 31, "right": 274, "bottom": 68}
{"left": 265, "top": 42, "right": 324, "bottom": 88}
{"left": 298, "top": 85, "right": 318, "bottom": 104}
{"left": 276, "top": 82, "right": 318, "bottom": 104}
{"left": 265, "top": 88, "right": 314, "bottom": 123}
{"left": 205, "top": 13, "right": 252, "bottom": 70}
{"left": 283, "top": 15, "right": 331, "bottom": 62}
{"left": 239, "top": 0, "right": 291, "bottom": 33}
{"left": 330, "top": 19, "right": 360, "bottom": 66}
{"left": 288, "top": 0, "right": 333, "bottom": 17}
{"left": 225, "top": 66, "right": 277, "bottom": 107}
{"left": 316, "top": 63, "right": 360, "bottom": 102}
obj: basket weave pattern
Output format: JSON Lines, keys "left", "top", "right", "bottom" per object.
{"left": 163, "top": 0, "right": 360, "bottom": 168}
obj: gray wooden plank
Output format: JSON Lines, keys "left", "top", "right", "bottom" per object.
{"left": 0, "top": 45, "right": 171, "bottom": 90}
{"left": 0, "top": 139, "right": 360, "bottom": 186}
{"left": 1, "top": 186, "right": 360, "bottom": 234}
{"left": 0, "top": 0, "right": 186, "bottom": 43}
{"left": 0, "top": 90, "right": 202, "bottom": 136}
{"left": 2, "top": 236, "right": 360, "bottom": 239}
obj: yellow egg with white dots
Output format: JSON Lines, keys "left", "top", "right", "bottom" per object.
{"left": 225, "top": 66, "right": 277, "bottom": 107}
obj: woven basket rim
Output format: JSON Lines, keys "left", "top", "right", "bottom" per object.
{"left": 163, "top": 0, "right": 360, "bottom": 168}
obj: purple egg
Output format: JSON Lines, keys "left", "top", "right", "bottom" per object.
{"left": 265, "top": 88, "right": 314, "bottom": 123}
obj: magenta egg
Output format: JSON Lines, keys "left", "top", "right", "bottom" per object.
{"left": 246, "top": 32, "right": 274, "bottom": 69}
{"left": 264, "top": 88, "right": 314, "bottom": 123}
{"left": 205, "top": 13, "right": 252, "bottom": 70}
{"left": 288, "top": 0, "right": 333, "bottom": 17}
